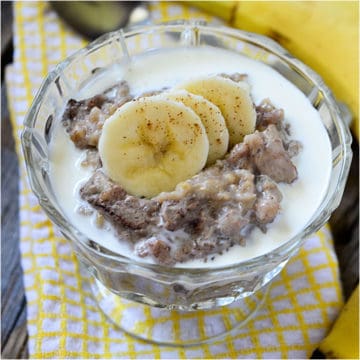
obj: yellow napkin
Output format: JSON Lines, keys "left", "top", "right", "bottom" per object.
{"left": 6, "top": 1, "right": 343, "bottom": 358}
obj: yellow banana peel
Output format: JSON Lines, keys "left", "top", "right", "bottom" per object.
{"left": 318, "top": 285, "right": 359, "bottom": 359}
{"left": 189, "top": 1, "right": 237, "bottom": 22}
{"left": 189, "top": 1, "right": 359, "bottom": 140}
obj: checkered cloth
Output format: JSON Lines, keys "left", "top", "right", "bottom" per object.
{"left": 6, "top": 1, "right": 343, "bottom": 358}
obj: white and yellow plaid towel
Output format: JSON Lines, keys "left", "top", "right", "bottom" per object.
{"left": 6, "top": 2, "right": 343, "bottom": 358}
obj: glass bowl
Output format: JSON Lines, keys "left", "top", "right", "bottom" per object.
{"left": 21, "top": 21, "right": 352, "bottom": 346}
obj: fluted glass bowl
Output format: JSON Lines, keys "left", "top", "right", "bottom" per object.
{"left": 21, "top": 21, "right": 352, "bottom": 346}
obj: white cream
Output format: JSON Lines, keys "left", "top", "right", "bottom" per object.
{"left": 49, "top": 46, "right": 332, "bottom": 268}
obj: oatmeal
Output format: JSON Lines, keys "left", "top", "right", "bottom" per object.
{"left": 49, "top": 46, "right": 331, "bottom": 267}
{"left": 62, "top": 78, "right": 300, "bottom": 265}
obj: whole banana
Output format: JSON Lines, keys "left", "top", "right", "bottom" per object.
{"left": 316, "top": 285, "right": 359, "bottom": 359}
{"left": 190, "top": 1, "right": 359, "bottom": 139}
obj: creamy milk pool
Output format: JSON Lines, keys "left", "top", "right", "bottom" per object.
{"left": 50, "top": 46, "right": 332, "bottom": 267}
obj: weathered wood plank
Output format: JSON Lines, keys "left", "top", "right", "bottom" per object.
{"left": 1, "top": 2, "right": 13, "bottom": 54}
{"left": 1, "top": 316, "right": 29, "bottom": 359}
{"left": 1, "top": 83, "right": 29, "bottom": 359}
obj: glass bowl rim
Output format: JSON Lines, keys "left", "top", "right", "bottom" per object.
{"left": 21, "top": 20, "right": 353, "bottom": 275}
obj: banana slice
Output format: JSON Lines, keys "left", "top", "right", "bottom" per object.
{"left": 177, "top": 75, "right": 256, "bottom": 147}
{"left": 158, "top": 89, "right": 229, "bottom": 165}
{"left": 98, "top": 97, "right": 209, "bottom": 198}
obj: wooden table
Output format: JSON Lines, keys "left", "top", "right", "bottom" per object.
{"left": 1, "top": 3, "right": 28, "bottom": 358}
{"left": 1, "top": 3, "right": 358, "bottom": 358}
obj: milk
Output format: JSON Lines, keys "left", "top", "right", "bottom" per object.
{"left": 49, "top": 46, "right": 332, "bottom": 268}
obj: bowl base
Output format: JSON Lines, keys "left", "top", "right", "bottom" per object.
{"left": 90, "top": 278, "right": 269, "bottom": 347}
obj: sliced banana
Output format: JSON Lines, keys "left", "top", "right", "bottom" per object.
{"left": 158, "top": 89, "right": 229, "bottom": 165}
{"left": 176, "top": 75, "right": 256, "bottom": 147}
{"left": 98, "top": 97, "right": 209, "bottom": 198}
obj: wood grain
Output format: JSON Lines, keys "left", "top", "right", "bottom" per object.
{"left": 1, "top": 84, "right": 29, "bottom": 358}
